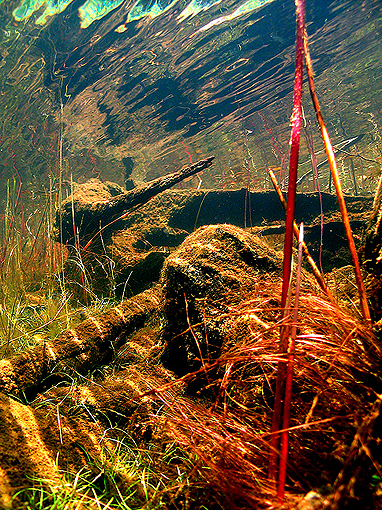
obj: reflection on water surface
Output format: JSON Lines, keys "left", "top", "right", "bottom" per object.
{"left": 0, "top": 0, "right": 380, "bottom": 196}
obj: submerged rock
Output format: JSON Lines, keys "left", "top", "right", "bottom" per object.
{"left": 161, "top": 223, "right": 283, "bottom": 375}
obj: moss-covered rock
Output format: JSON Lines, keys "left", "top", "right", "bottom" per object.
{"left": 161, "top": 223, "right": 283, "bottom": 375}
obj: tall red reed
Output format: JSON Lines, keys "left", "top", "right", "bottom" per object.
{"left": 269, "top": 0, "right": 306, "bottom": 486}
{"left": 279, "top": 0, "right": 305, "bottom": 311}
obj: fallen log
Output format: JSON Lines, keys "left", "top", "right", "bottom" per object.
{"left": 54, "top": 156, "right": 214, "bottom": 245}
{"left": 0, "top": 286, "right": 162, "bottom": 397}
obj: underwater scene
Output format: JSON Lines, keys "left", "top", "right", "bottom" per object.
{"left": 0, "top": 0, "right": 382, "bottom": 508}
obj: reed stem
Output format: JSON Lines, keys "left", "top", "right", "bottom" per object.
{"left": 277, "top": 223, "right": 304, "bottom": 502}
{"left": 269, "top": 0, "right": 306, "bottom": 486}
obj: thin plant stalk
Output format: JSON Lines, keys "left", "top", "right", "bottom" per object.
{"left": 303, "top": 122, "right": 324, "bottom": 272}
{"left": 268, "top": 168, "right": 335, "bottom": 303}
{"left": 269, "top": 0, "right": 306, "bottom": 482}
{"left": 277, "top": 223, "right": 304, "bottom": 503}
{"left": 303, "top": 29, "right": 371, "bottom": 323}
{"left": 24, "top": 198, "right": 50, "bottom": 271}
{"left": 56, "top": 101, "right": 70, "bottom": 326}
{"left": 279, "top": 0, "right": 306, "bottom": 312}
{"left": 70, "top": 173, "right": 88, "bottom": 304}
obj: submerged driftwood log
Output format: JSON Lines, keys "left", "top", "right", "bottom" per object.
{"left": 54, "top": 157, "right": 214, "bottom": 245}
{"left": 0, "top": 287, "right": 162, "bottom": 396}
{"left": 57, "top": 184, "right": 373, "bottom": 301}
{"left": 0, "top": 224, "right": 381, "bottom": 508}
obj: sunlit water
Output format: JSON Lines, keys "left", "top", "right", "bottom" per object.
{"left": 0, "top": 0, "right": 381, "bottom": 204}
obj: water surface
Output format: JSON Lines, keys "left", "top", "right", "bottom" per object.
{"left": 0, "top": 0, "right": 380, "bottom": 197}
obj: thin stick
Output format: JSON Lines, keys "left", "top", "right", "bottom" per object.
{"left": 268, "top": 168, "right": 335, "bottom": 303}
{"left": 303, "top": 30, "right": 371, "bottom": 323}
{"left": 57, "top": 405, "right": 63, "bottom": 444}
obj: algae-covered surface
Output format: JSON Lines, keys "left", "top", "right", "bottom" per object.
{"left": 0, "top": 222, "right": 381, "bottom": 509}
{"left": 0, "top": 0, "right": 382, "bottom": 508}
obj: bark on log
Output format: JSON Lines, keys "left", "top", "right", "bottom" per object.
{"left": 0, "top": 286, "right": 162, "bottom": 396}
{"left": 55, "top": 157, "right": 214, "bottom": 245}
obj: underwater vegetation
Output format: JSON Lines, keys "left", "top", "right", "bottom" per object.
{"left": 0, "top": 0, "right": 381, "bottom": 507}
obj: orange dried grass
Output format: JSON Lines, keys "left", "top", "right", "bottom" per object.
{"left": 146, "top": 282, "right": 379, "bottom": 509}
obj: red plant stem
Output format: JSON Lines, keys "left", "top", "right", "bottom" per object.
{"left": 269, "top": 0, "right": 306, "bottom": 484}
{"left": 281, "top": 4, "right": 305, "bottom": 312}
{"left": 277, "top": 223, "right": 304, "bottom": 503}
{"left": 303, "top": 30, "right": 371, "bottom": 323}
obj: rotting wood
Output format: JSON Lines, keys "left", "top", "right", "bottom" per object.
{"left": 55, "top": 157, "right": 214, "bottom": 245}
{"left": 0, "top": 286, "right": 162, "bottom": 396}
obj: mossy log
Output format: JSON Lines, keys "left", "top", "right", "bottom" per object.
{"left": 55, "top": 157, "right": 214, "bottom": 245}
{"left": 0, "top": 287, "right": 162, "bottom": 396}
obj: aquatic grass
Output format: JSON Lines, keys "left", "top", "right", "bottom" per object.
{"left": 0, "top": 177, "right": 119, "bottom": 357}
{"left": 0, "top": 189, "right": 128, "bottom": 358}
{"left": 0, "top": 176, "right": 65, "bottom": 354}
{"left": 0, "top": 287, "right": 87, "bottom": 357}
{"left": 63, "top": 214, "right": 124, "bottom": 306}
{"left": 11, "top": 427, "right": 199, "bottom": 510}
{"left": 167, "top": 298, "right": 376, "bottom": 507}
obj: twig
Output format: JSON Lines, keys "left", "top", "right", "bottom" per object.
{"left": 268, "top": 168, "right": 335, "bottom": 303}
{"left": 303, "top": 29, "right": 371, "bottom": 323}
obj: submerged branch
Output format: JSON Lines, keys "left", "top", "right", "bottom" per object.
{"left": 0, "top": 286, "right": 162, "bottom": 396}
{"left": 54, "top": 156, "right": 215, "bottom": 246}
